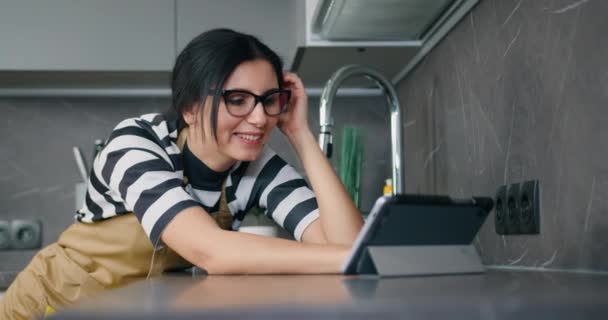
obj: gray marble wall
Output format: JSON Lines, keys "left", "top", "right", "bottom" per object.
{"left": 0, "top": 95, "right": 388, "bottom": 273}
{"left": 398, "top": 0, "right": 607, "bottom": 271}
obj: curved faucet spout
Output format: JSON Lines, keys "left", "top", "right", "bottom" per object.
{"left": 318, "top": 64, "right": 404, "bottom": 195}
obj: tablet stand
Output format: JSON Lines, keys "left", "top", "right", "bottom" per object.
{"left": 360, "top": 244, "right": 484, "bottom": 276}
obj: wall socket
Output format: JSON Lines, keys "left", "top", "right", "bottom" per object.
{"left": 0, "top": 219, "right": 42, "bottom": 250}
{"left": 495, "top": 179, "right": 540, "bottom": 235}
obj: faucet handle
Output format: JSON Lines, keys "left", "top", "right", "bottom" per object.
{"left": 318, "top": 131, "right": 333, "bottom": 158}
{"left": 326, "top": 141, "right": 333, "bottom": 158}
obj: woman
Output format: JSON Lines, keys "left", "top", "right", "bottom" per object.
{"left": 0, "top": 29, "right": 363, "bottom": 319}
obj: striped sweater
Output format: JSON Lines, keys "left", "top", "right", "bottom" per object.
{"left": 76, "top": 113, "right": 319, "bottom": 246}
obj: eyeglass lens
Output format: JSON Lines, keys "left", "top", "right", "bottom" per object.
{"left": 224, "top": 91, "right": 289, "bottom": 116}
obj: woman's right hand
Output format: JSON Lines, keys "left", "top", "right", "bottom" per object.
{"left": 278, "top": 72, "right": 311, "bottom": 141}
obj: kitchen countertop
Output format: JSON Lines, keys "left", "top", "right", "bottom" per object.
{"left": 53, "top": 269, "right": 608, "bottom": 319}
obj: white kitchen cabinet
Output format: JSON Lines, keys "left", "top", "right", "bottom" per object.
{"left": 0, "top": 0, "right": 478, "bottom": 95}
{"left": 176, "top": 0, "right": 299, "bottom": 72}
{"left": 0, "top": 0, "right": 174, "bottom": 71}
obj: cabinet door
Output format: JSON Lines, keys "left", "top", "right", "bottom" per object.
{"left": 176, "top": 0, "right": 298, "bottom": 70}
{"left": 0, "top": 0, "right": 174, "bottom": 71}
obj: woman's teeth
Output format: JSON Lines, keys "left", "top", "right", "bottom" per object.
{"left": 236, "top": 134, "right": 261, "bottom": 141}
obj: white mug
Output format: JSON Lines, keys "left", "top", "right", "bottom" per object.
{"left": 238, "top": 226, "right": 278, "bottom": 238}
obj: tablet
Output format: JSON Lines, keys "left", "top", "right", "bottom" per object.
{"left": 342, "top": 194, "right": 494, "bottom": 275}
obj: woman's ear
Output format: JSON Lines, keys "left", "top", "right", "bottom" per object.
{"left": 182, "top": 104, "right": 200, "bottom": 126}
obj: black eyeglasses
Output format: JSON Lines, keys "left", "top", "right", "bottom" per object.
{"left": 221, "top": 89, "right": 291, "bottom": 117}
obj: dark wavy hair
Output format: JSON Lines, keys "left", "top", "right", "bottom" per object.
{"left": 167, "top": 28, "right": 284, "bottom": 139}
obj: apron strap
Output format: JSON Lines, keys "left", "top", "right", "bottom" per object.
{"left": 177, "top": 127, "right": 233, "bottom": 230}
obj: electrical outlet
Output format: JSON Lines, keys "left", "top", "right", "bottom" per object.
{"left": 494, "top": 185, "right": 507, "bottom": 235}
{"left": 10, "top": 220, "right": 42, "bottom": 250}
{"left": 506, "top": 183, "right": 521, "bottom": 234}
{"left": 0, "top": 220, "right": 10, "bottom": 250}
{"left": 519, "top": 180, "right": 540, "bottom": 234}
{"left": 495, "top": 180, "right": 541, "bottom": 235}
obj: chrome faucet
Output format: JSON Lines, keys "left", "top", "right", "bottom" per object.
{"left": 318, "top": 64, "right": 404, "bottom": 195}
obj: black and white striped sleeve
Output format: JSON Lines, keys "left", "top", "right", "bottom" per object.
{"left": 244, "top": 148, "right": 320, "bottom": 241}
{"left": 95, "top": 118, "right": 200, "bottom": 246}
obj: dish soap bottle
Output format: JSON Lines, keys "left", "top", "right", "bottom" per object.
{"left": 383, "top": 178, "right": 393, "bottom": 196}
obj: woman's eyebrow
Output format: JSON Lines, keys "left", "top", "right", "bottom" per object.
{"left": 223, "top": 87, "right": 249, "bottom": 92}
{"left": 224, "top": 88, "right": 280, "bottom": 95}
{"left": 261, "top": 88, "right": 281, "bottom": 95}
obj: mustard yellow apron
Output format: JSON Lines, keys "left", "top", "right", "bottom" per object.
{"left": 0, "top": 191, "right": 231, "bottom": 320}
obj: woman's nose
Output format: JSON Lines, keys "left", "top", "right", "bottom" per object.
{"left": 246, "top": 102, "right": 268, "bottom": 127}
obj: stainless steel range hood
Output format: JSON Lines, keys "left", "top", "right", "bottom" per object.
{"left": 312, "top": 0, "right": 453, "bottom": 41}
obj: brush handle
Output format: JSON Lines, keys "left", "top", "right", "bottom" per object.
{"left": 72, "top": 146, "right": 89, "bottom": 183}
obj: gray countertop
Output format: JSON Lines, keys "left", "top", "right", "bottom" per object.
{"left": 53, "top": 269, "right": 608, "bottom": 319}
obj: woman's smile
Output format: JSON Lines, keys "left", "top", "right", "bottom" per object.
{"left": 234, "top": 132, "right": 264, "bottom": 145}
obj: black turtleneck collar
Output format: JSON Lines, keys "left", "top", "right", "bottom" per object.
{"left": 182, "top": 141, "right": 231, "bottom": 190}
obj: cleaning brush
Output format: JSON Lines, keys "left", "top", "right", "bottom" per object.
{"left": 339, "top": 126, "right": 363, "bottom": 209}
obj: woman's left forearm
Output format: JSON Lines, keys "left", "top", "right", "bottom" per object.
{"left": 288, "top": 129, "right": 363, "bottom": 245}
